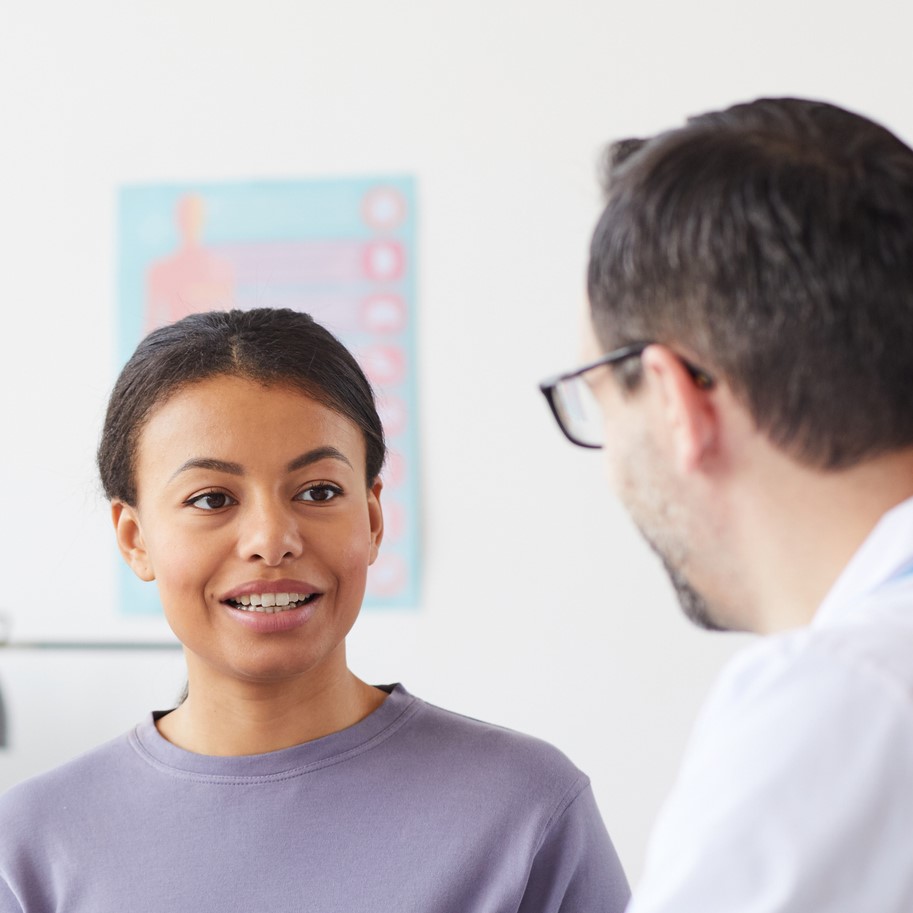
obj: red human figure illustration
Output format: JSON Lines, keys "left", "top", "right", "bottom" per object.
{"left": 145, "top": 194, "right": 235, "bottom": 332}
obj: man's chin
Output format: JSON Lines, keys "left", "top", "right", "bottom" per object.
{"left": 664, "top": 563, "right": 728, "bottom": 632}
{"left": 626, "top": 494, "right": 731, "bottom": 631}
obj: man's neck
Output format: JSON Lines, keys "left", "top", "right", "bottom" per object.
{"left": 728, "top": 446, "right": 913, "bottom": 635}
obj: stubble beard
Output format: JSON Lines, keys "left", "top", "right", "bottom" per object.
{"left": 653, "top": 548, "right": 726, "bottom": 632}
{"left": 619, "top": 440, "right": 727, "bottom": 633}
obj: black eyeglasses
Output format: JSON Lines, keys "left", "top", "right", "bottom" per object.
{"left": 539, "top": 342, "right": 714, "bottom": 449}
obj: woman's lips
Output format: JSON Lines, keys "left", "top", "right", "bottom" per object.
{"left": 223, "top": 593, "right": 322, "bottom": 633}
{"left": 220, "top": 578, "right": 321, "bottom": 602}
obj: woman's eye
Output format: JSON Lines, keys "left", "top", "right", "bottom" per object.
{"left": 186, "top": 491, "right": 236, "bottom": 511}
{"left": 296, "top": 484, "right": 342, "bottom": 503}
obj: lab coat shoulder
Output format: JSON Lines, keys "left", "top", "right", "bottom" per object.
{"left": 629, "top": 626, "right": 913, "bottom": 912}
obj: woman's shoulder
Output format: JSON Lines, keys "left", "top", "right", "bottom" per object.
{"left": 0, "top": 727, "right": 137, "bottom": 831}
{"left": 397, "top": 686, "right": 589, "bottom": 795}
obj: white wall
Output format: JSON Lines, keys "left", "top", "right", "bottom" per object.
{"left": 1, "top": 0, "right": 911, "bottom": 884}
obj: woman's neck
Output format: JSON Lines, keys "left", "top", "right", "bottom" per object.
{"left": 155, "top": 657, "right": 387, "bottom": 756}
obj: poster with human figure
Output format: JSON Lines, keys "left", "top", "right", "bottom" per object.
{"left": 144, "top": 194, "right": 236, "bottom": 332}
{"left": 118, "top": 177, "right": 419, "bottom": 614}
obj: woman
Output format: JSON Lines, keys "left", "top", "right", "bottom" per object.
{"left": 0, "top": 308, "right": 629, "bottom": 912}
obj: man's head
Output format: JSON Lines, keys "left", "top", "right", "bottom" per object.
{"left": 577, "top": 98, "right": 913, "bottom": 631}
{"left": 588, "top": 97, "right": 913, "bottom": 468}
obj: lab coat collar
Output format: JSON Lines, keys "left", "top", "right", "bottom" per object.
{"left": 813, "top": 494, "right": 913, "bottom": 628}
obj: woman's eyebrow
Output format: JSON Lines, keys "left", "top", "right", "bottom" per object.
{"left": 169, "top": 458, "right": 243, "bottom": 481}
{"left": 168, "top": 447, "right": 353, "bottom": 483}
{"left": 286, "top": 447, "right": 353, "bottom": 472}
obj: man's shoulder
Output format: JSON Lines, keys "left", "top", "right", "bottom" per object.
{"left": 682, "top": 608, "right": 913, "bottom": 787}
{"left": 711, "top": 600, "right": 913, "bottom": 715}
{"left": 633, "top": 598, "right": 913, "bottom": 912}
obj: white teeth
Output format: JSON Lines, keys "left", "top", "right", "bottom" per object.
{"left": 229, "top": 592, "right": 315, "bottom": 614}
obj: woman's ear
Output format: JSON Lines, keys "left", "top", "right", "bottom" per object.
{"left": 366, "top": 479, "right": 384, "bottom": 565}
{"left": 111, "top": 501, "right": 155, "bottom": 582}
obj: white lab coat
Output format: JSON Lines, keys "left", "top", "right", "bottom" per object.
{"left": 628, "top": 496, "right": 913, "bottom": 912}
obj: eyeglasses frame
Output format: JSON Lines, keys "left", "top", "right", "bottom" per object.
{"left": 539, "top": 341, "right": 715, "bottom": 449}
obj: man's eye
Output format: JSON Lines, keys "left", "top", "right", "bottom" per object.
{"left": 296, "top": 485, "right": 343, "bottom": 503}
{"left": 186, "top": 491, "right": 236, "bottom": 511}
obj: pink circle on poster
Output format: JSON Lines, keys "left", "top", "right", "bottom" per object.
{"left": 368, "top": 553, "right": 408, "bottom": 598}
{"left": 382, "top": 501, "right": 406, "bottom": 541}
{"left": 382, "top": 451, "right": 406, "bottom": 489}
{"left": 363, "top": 241, "right": 404, "bottom": 281}
{"left": 362, "top": 186, "right": 407, "bottom": 231}
{"left": 361, "top": 294, "right": 407, "bottom": 334}
{"left": 360, "top": 345, "right": 406, "bottom": 386}
{"left": 378, "top": 394, "right": 407, "bottom": 437}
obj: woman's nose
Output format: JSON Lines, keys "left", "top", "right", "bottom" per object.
{"left": 239, "top": 500, "right": 303, "bottom": 566}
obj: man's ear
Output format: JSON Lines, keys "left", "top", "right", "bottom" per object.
{"left": 641, "top": 345, "right": 719, "bottom": 473}
{"left": 366, "top": 479, "right": 384, "bottom": 565}
{"left": 111, "top": 501, "right": 155, "bottom": 582}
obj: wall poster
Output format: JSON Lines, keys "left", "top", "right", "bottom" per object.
{"left": 117, "top": 177, "right": 419, "bottom": 614}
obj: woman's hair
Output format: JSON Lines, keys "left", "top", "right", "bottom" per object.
{"left": 98, "top": 308, "right": 386, "bottom": 505}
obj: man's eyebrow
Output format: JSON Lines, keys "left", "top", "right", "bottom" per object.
{"left": 169, "top": 458, "right": 244, "bottom": 482}
{"left": 287, "top": 447, "right": 353, "bottom": 472}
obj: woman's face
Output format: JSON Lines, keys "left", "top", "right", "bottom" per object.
{"left": 112, "top": 375, "right": 383, "bottom": 690}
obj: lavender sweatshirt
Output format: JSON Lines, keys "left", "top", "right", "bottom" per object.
{"left": 0, "top": 685, "right": 629, "bottom": 912}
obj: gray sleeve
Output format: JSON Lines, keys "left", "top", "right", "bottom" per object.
{"left": 516, "top": 782, "right": 631, "bottom": 913}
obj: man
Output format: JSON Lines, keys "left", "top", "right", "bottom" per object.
{"left": 541, "top": 97, "right": 913, "bottom": 910}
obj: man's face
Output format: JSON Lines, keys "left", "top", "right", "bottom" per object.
{"left": 582, "top": 315, "right": 724, "bottom": 631}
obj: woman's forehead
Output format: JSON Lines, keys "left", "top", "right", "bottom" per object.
{"left": 136, "top": 375, "right": 367, "bottom": 475}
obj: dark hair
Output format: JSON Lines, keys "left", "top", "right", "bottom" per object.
{"left": 98, "top": 308, "right": 386, "bottom": 504}
{"left": 588, "top": 97, "right": 913, "bottom": 469}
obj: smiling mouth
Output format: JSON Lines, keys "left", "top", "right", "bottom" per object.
{"left": 225, "top": 592, "right": 320, "bottom": 614}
